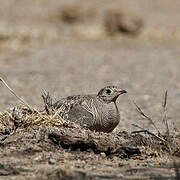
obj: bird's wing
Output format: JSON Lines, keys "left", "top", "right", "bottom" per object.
{"left": 81, "top": 97, "right": 98, "bottom": 124}
{"left": 53, "top": 95, "right": 98, "bottom": 126}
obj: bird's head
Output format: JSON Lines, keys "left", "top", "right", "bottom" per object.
{"left": 97, "top": 86, "right": 127, "bottom": 103}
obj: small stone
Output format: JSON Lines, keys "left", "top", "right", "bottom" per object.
{"left": 100, "top": 152, "right": 106, "bottom": 158}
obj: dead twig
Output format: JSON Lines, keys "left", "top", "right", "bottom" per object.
{"left": 162, "top": 91, "right": 172, "bottom": 152}
{"left": 162, "top": 90, "right": 170, "bottom": 137}
{"left": 41, "top": 90, "right": 65, "bottom": 124}
{"left": 0, "top": 77, "right": 40, "bottom": 114}
{"left": 132, "top": 92, "right": 176, "bottom": 153}
{"left": 131, "top": 123, "right": 166, "bottom": 142}
{"left": 133, "top": 100, "right": 161, "bottom": 136}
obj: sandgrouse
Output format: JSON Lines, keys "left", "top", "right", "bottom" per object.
{"left": 53, "top": 86, "right": 127, "bottom": 133}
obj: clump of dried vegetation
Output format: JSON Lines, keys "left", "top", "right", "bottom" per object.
{"left": 0, "top": 77, "right": 179, "bottom": 158}
{"left": 0, "top": 77, "right": 72, "bottom": 136}
{"left": 131, "top": 91, "right": 179, "bottom": 156}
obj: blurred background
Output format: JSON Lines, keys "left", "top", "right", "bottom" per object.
{"left": 0, "top": 0, "right": 180, "bottom": 131}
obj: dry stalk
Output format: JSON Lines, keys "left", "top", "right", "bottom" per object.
{"left": 162, "top": 90, "right": 173, "bottom": 152}
{"left": 162, "top": 91, "right": 170, "bottom": 137}
{"left": 51, "top": 106, "right": 63, "bottom": 119}
{"left": 131, "top": 92, "right": 177, "bottom": 153}
{"left": 0, "top": 77, "right": 40, "bottom": 114}
{"left": 133, "top": 100, "right": 161, "bottom": 135}
{"left": 41, "top": 90, "right": 65, "bottom": 124}
{"left": 132, "top": 123, "right": 166, "bottom": 142}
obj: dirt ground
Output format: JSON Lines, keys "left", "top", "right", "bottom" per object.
{"left": 0, "top": 0, "right": 180, "bottom": 179}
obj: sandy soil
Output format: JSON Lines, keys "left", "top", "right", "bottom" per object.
{"left": 0, "top": 0, "right": 180, "bottom": 179}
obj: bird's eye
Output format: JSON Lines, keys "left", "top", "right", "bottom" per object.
{"left": 106, "top": 89, "right": 112, "bottom": 95}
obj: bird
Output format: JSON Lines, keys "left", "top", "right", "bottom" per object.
{"left": 53, "top": 86, "right": 127, "bottom": 133}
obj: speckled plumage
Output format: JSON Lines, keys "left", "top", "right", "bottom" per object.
{"left": 53, "top": 86, "right": 127, "bottom": 133}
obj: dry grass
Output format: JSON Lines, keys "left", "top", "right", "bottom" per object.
{"left": 131, "top": 91, "right": 179, "bottom": 155}
{"left": 0, "top": 77, "right": 72, "bottom": 136}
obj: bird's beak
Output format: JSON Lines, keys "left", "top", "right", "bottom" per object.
{"left": 118, "top": 89, "right": 127, "bottom": 95}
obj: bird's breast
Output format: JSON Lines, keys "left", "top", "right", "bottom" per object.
{"left": 92, "top": 101, "right": 120, "bottom": 132}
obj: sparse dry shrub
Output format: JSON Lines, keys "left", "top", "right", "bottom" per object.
{"left": 132, "top": 91, "right": 179, "bottom": 155}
